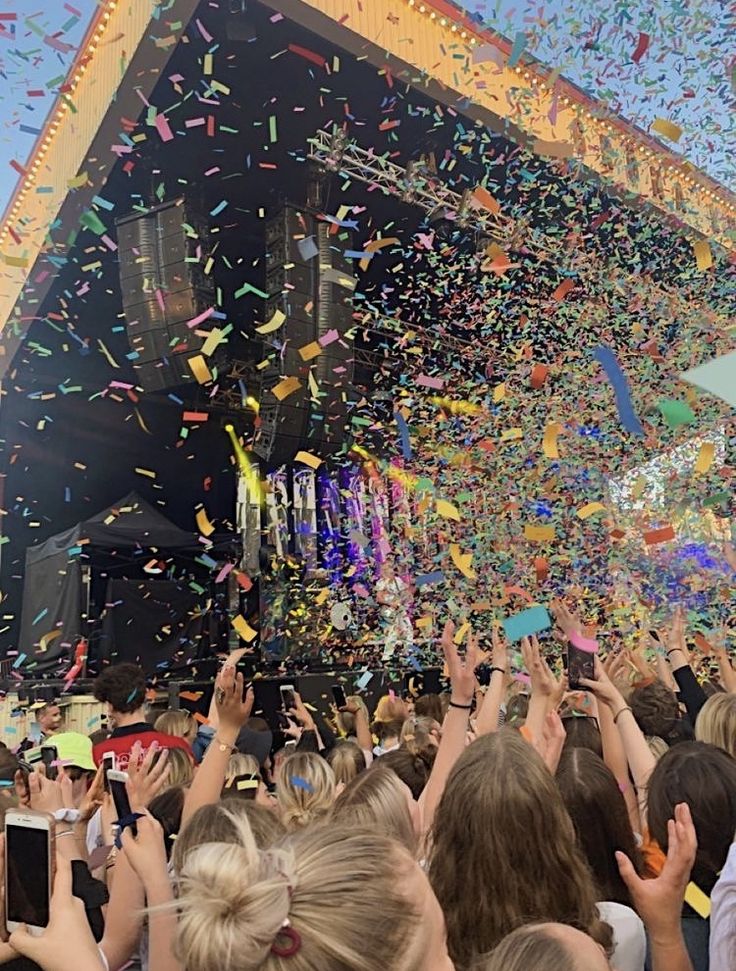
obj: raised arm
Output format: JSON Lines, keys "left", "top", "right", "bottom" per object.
{"left": 181, "top": 664, "right": 253, "bottom": 829}
{"left": 580, "top": 656, "right": 656, "bottom": 820}
{"left": 616, "top": 802, "right": 696, "bottom": 971}
{"left": 598, "top": 654, "right": 641, "bottom": 834}
{"left": 418, "top": 620, "right": 478, "bottom": 838}
{"left": 475, "top": 627, "right": 508, "bottom": 736}
{"left": 663, "top": 608, "right": 707, "bottom": 724}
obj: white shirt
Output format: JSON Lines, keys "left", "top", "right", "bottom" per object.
{"left": 597, "top": 900, "right": 646, "bottom": 971}
{"left": 710, "top": 840, "right": 736, "bottom": 971}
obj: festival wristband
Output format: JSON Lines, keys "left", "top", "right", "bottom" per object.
{"left": 569, "top": 631, "right": 599, "bottom": 653}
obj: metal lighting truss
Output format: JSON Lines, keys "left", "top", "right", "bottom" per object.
{"left": 308, "top": 128, "right": 515, "bottom": 243}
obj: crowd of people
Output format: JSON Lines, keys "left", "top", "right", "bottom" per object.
{"left": 0, "top": 599, "right": 733, "bottom": 971}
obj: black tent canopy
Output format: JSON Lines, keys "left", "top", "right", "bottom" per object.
{"left": 19, "top": 492, "right": 199, "bottom": 671}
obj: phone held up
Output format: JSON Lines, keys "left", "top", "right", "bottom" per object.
{"left": 331, "top": 684, "right": 347, "bottom": 710}
{"left": 567, "top": 643, "right": 595, "bottom": 691}
{"left": 40, "top": 745, "right": 59, "bottom": 783}
{"left": 280, "top": 684, "right": 296, "bottom": 712}
{"left": 106, "top": 769, "right": 137, "bottom": 837}
{"left": 5, "top": 809, "right": 55, "bottom": 936}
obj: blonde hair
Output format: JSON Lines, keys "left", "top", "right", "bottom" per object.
{"left": 155, "top": 708, "right": 195, "bottom": 739}
{"left": 401, "top": 715, "right": 440, "bottom": 758}
{"left": 336, "top": 695, "right": 369, "bottom": 737}
{"left": 373, "top": 694, "right": 408, "bottom": 725}
{"left": 155, "top": 746, "right": 193, "bottom": 789}
{"left": 696, "top": 693, "right": 736, "bottom": 758}
{"left": 429, "top": 730, "right": 612, "bottom": 967}
{"left": 332, "top": 766, "right": 418, "bottom": 855}
{"left": 277, "top": 752, "right": 335, "bottom": 831}
{"left": 225, "top": 753, "right": 260, "bottom": 787}
{"left": 172, "top": 815, "right": 422, "bottom": 971}
{"left": 470, "top": 924, "right": 583, "bottom": 971}
{"left": 326, "top": 741, "right": 366, "bottom": 787}
{"left": 173, "top": 800, "right": 285, "bottom": 875}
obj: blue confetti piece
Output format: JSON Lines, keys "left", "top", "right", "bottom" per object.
{"left": 394, "top": 411, "right": 412, "bottom": 460}
{"left": 12, "top": 653, "right": 26, "bottom": 670}
{"left": 415, "top": 571, "right": 445, "bottom": 587}
{"left": 592, "top": 345, "right": 645, "bottom": 437}
{"left": 290, "top": 775, "right": 314, "bottom": 793}
{"left": 507, "top": 31, "right": 527, "bottom": 68}
{"left": 32, "top": 608, "right": 48, "bottom": 626}
{"left": 502, "top": 606, "right": 552, "bottom": 643}
{"left": 355, "top": 670, "right": 373, "bottom": 691}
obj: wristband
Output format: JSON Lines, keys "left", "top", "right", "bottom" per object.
{"left": 449, "top": 700, "right": 473, "bottom": 711}
{"left": 53, "top": 808, "right": 81, "bottom": 824}
{"left": 613, "top": 706, "right": 633, "bottom": 724}
{"left": 489, "top": 666, "right": 506, "bottom": 675}
{"left": 569, "top": 631, "right": 599, "bottom": 653}
{"left": 666, "top": 648, "right": 682, "bottom": 658}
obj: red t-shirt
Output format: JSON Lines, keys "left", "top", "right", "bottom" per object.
{"left": 92, "top": 723, "right": 193, "bottom": 770}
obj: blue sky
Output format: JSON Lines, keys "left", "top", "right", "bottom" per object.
{"left": 0, "top": 0, "right": 733, "bottom": 220}
{"left": 458, "top": 0, "right": 734, "bottom": 189}
{"left": 0, "top": 0, "right": 98, "bottom": 218}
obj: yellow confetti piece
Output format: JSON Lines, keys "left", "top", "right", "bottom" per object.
{"left": 450, "top": 544, "right": 476, "bottom": 580}
{"left": 201, "top": 328, "right": 225, "bottom": 357}
{"left": 294, "top": 450, "right": 322, "bottom": 470}
{"left": 694, "top": 441, "right": 715, "bottom": 475}
{"left": 684, "top": 882, "right": 711, "bottom": 919}
{"left": 135, "top": 468, "right": 156, "bottom": 479}
{"left": 195, "top": 507, "right": 215, "bottom": 537}
{"left": 67, "top": 171, "right": 90, "bottom": 189}
{"left": 308, "top": 370, "right": 320, "bottom": 399}
{"left": 651, "top": 118, "right": 682, "bottom": 142}
{"left": 453, "top": 622, "right": 470, "bottom": 645}
{"left": 315, "top": 588, "right": 330, "bottom": 605}
{"left": 255, "top": 309, "right": 286, "bottom": 335}
{"left": 271, "top": 375, "right": 302, "bottom": 401}
{"left": 524, "top": 525, "right": 556, "bottom": 543}
{"left": 299, "top": 341, "right": 322, "bottom": 361}
{"left": 436, "top": 498, "right": 461, "bottom": 522}
{"left": 38, "top": 630, "right": 62, "bottom": 654}
{"left": 577, "top": 502, "right": 606, "bottom": 520}
{"left": 415, "top": 615, "right": 433, "bottom": 629}
{"left": 501, "top": 427, "right": 523, "bottom": 441}
{"left": 631, "top": 477, "right": 647, "bottom": 499}
{"left": 543, "top": 421, "right": 562, "bottom": 459}
{"left": 693, "top": 239, "right": 713, "bottom": 272}
{"left": 1, "top": 253, "right": 29, "bottom": 268}
{"left": 493, "top": 383, "right": 506, "bottom": 403}
{"left": 231, "top": 615, "right": 258, "bottom": 643}
{"left": 188, "top": 354, "right": 212, "bottom": 384}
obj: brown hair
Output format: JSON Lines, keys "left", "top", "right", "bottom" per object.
{"left": 561, "top": 716, "right": 603, "bottom": 759}
{"left": 556, "top": 748, "right": 642, "bottom": 906}
{"left": 629, "top": 681, "right": 680, "bottom": 741}
{"left": 327, "top": 741, "right": 366, "bottom": 787}
{"left": 173, "top": 800, "right": 285, "bottom": 874}
{"left": 154, "top": 708, "right": 195, "bottom": 740}
{"left": 429, "top": 731, "right": 612, "bottom": 967}
{"left": 415, "top": 693, "right": 444, "bottom": 723}
{"left": 332, "top": 765, "right": 418, "bottom": 855}
{"left": 647, "top": 741, "right": 736, "bottom": 894}
{"left": 379, "top": 747, "right": 433, "bottom": 800}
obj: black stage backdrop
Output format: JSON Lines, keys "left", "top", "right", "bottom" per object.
{"left": 99, "top": 577, "right": 208, "bottom": 670}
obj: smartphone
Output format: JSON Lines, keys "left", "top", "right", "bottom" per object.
{"left": 568, "top": 644, "right": 595, "bottom": 690}
{"left": 280, "top": 684, "right": 296, "bottom": 711}
{"left": 40, "top": 745, "right": 58, "bottom": 782}
{"left": 102, "top": 752, "right": 116, "bottom": 793}
{"left": 331, "top": 684, "right": 347, "bottom": 709}
{"left": 107, "top": 769, "right": 137, "bottom": 836}
{"left": 5, "top": 809, "right": 55, "bottom": 935}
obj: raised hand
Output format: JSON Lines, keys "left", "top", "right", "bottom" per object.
{"left": 579, "top": 655, "right": 626, "bottom": 713}
{"left": 441, "top": 622, "right": 480, "bottom": 706}
{"left": 616, "top": 802, "right": 696, "bottom": 941}
{"left": 214, "top": 664, "right": 254, "bottom": 736}
{"left": 126, "top": 740, "right": 170, "bottom": 812}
